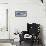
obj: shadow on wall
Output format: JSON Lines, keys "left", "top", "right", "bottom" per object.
{"left": 40, "top": 25, "right": 45, "bottom": 46}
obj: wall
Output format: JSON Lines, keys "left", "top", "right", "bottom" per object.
{"left": 0, "top": 0, "right": 8, "bottom": 3}
{"left": 8, "top": 0, "right": 46, "bottom": 46}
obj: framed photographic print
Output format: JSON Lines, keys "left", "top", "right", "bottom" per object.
{"left": 15, "top": 11, "right": 27, "bottom": 17}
